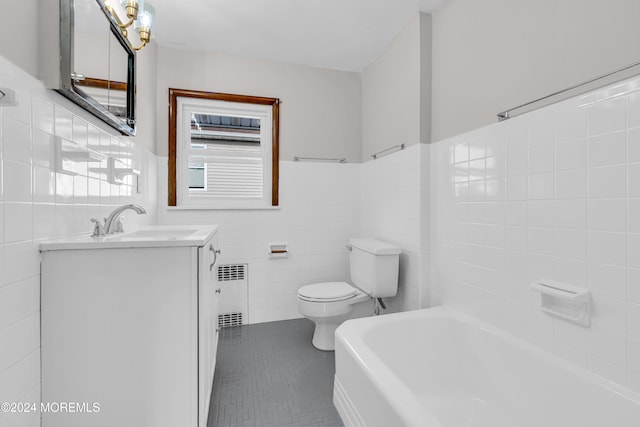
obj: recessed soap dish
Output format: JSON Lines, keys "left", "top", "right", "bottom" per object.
{"left": 530, "top": 281, "right": 591, "bottom": 326}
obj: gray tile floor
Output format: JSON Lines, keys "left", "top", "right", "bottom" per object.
{"left": 208, "top": 318, "right": 344, "bottom": 427}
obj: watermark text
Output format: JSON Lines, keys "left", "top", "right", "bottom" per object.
{"left": 1, "top": 402, "right": 100, "bottom": 414}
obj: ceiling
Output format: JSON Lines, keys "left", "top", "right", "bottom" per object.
{"left": 149, "top": 0, "right": 446, "bottom": 72}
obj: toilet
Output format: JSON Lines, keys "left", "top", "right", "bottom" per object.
{"left": 297, "top": 238, "right": 400, "bottom": 350}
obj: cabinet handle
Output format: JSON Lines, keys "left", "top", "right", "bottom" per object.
{"left": 209, "top": 244, "right": 221, "bottom": 271}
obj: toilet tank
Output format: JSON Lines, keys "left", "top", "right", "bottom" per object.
{"left": 349, "top": 238, "right": 401, "bottom": 298}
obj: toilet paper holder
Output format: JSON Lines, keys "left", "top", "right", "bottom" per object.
{"left": 269, "top": 243, "right": 288, "bottom": 258}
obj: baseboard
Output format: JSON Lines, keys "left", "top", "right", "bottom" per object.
{"left": 333, "top": 376, "right": 366, "bottom": 427}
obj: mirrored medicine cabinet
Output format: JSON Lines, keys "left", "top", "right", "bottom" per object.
{"left": 56, "top": 0, "right": 136, "bottom": 135}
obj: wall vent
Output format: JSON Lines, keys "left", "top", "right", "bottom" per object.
{"left": 218, "top": 312, "right": 244, "bottom": 329}
{"left": 216, "top": 263, "right": 248, "bottom": 327}
{"left": 218, "top": 264, "right": 246, "bottom": 282}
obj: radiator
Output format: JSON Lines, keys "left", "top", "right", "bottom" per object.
{"left": 216, "top": 264, "right": 248, "bottom": 328}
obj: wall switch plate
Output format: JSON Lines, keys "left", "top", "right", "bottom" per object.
{"left": 0, "top": 88, "right": 17, "bottom": 106}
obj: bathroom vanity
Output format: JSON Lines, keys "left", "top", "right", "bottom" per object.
{"left": 40, "top": 225, "right": 220, "bottom": 427}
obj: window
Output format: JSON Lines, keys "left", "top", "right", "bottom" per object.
{"left": 169, "top": 89, "right": 280, "bottom": 208}
{"left": 188, "top": 160, "right": 206, "bottom": 191}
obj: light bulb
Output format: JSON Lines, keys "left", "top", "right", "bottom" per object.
{"left": 138, "top": 4, "right": 154, "bottom": 30}
{"left": 134, "top": 2, "right": 154, "bottom": 45}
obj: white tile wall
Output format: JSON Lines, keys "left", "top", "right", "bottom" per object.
{"left": 0, "top": 56, "right": 157, "bottom": 427}
{"left": 430, "top": 74, "right": 640, "bottom": 392}
{"left": 157, "top": 159, "right": 362, "bottom": 323}
{"left": 361, "top": 143, "right": 426, "bottom": 312}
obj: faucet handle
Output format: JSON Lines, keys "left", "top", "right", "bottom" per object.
{"left": 114, "top": 216, "right": 125, "bottom": 233}
{"left": 90, "top": 218, "right": 106, "bottom": 237}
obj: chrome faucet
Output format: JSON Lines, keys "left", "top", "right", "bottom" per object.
{"left": 91, "top": 204, "right": 147, "bottom": 236}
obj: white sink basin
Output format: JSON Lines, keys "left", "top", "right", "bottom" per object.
{"left": 106, "top": 229, "right": 199, "bottom": 241}
{"left": 40, "top": 225, "right": 218, "bottom": 251}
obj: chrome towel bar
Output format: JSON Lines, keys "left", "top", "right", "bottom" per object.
{"left": 497, "top": 59, "right": 640, "bottom": 121}
{"left": 292, "top": 156, "right": 346, "bottom": 163}
{"left": 371, "top": 143, "right": 406, "bottom": 160}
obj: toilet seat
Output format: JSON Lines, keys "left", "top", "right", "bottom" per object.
{"left": 297, "top": 282, "right": 358, "bottom": 302}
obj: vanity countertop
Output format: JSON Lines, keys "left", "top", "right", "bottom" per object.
{"left": 39, "top": 225, "right": 219, "bottom": 251}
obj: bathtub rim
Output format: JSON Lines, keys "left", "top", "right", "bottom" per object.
{"left": 333, "top": 305, "right": 640, "bottom": 426}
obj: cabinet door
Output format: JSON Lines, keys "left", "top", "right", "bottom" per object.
{"left": 198, "top": 233, "right": 220, "bottom": 427}
{"left": 42, "top": 247, "right": 198, "bottom": 427}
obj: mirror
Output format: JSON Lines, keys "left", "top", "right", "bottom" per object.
{"left": 58, "top": 0, "right": 136, "bottom": 135}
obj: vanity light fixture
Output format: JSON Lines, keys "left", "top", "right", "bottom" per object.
{"left": 104, "top": 0, "right": 155, "bottom": 51}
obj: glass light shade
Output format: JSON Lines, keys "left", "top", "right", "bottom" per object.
{"left": 136, "top": 3, "right": 155, "bottom": 31}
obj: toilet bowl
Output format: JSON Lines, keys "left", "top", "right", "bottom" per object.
{"left": 297, "top": 282, "right": 370, "bottom": 351}
{"left": 297, "top": 238, "right": 401, "bottom": 351}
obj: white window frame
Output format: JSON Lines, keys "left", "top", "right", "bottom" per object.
{"left": 175, "top": 97, "right": 274, "bottom": 209}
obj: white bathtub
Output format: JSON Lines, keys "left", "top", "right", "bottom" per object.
{"left": 333, "top": 306, "right": 640, "bottom": 427}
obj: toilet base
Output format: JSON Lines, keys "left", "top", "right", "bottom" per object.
{"left": 311, "top": 322, "right": 341, "bottom": 351}
{"left": 299, "top": 292, "right": 372, "bottom": 351}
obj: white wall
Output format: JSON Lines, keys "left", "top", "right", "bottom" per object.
{"left": 359, "top": 13, "right": 432, "bottom": 313}
{"left": 155, "top": 47, "right": 362, "bottom": 162}
{"left": 431, "top": 0, "right": 640, "bottom": 142}
{"left": 157, "top": 159, "right": 362, "bottom": 323}
{"left": 131, "top": 41, "right": 158, "bottom": 154}
{"left": 0, "top": 0, "right": 38, "bottom": 77}
{"left": 361, "top": 13, "right": 432, "bottom": 158}
{"left": 361, "top": 144, "right": 426, "bottom": 312}
{"left": 0, "top": 55, "right": 157, "bottom": 427}
{"left": 152, "top": 46, "right": 367, "bottom": 323}
{"left": 430, "top": 74, "right": 640, "bottom": 392}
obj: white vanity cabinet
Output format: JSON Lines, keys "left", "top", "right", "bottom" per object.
{"left": 40, "top": 226, "right": 220, "bottom": 427}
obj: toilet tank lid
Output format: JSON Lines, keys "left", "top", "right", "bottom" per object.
{"left": 349, "top": 238, "right": 401, "bottom": 255}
